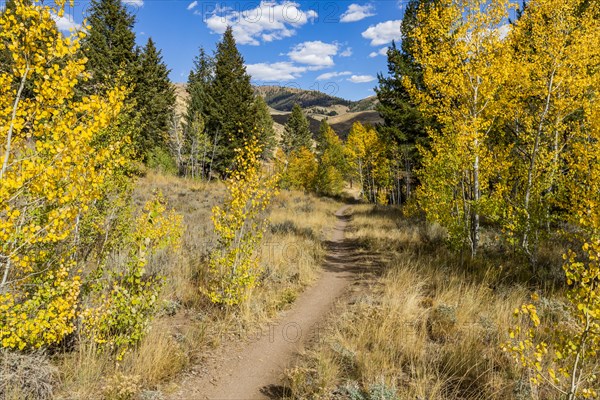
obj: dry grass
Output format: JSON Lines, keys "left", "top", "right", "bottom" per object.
{"left": 55, "top": 344, "right": 109, "bottom": 399}
{"left": 1, "top": 350, "right": 57, "bottom": 400}
{"left": 55, "top": 171, "right": 344, "bottom": 399}
{"left": 19, "top": 171, "right": 574, "bottom": 399}
{"left": 285, "top": 204, "right": 565, "bottom": 400}
{"left": 242, "top": 190, "right": 342, "bottom": 321}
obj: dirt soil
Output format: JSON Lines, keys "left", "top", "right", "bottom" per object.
{"left": 166, "top": 205, "right": 361, "bottom": 399}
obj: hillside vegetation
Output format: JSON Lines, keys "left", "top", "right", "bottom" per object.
{"left": 254, "top": 85, "right": 354, "bottom": 112}
{"left": 176, "top": 82, "right": 382, "bottom": 138}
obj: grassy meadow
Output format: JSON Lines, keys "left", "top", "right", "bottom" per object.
{"left": 44, "top": 172, "right": 343, "bottom": 399}
{"left": 285, "top": 205, "right": 581, "bottom": 400}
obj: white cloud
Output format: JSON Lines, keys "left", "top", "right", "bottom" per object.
{"left": 464, "top": 24, "right": 512, "bottom": 45}
{"left": 288, "top": 41, "right": 338, "bottom": 67}
{"left": 246, "top": 62, "right": 307, "bottom": 81}
{"left": 497, "top": 24, "right": 511, "bottom": 40}
{"left": 340, "top": 3, "right": 375, "bottom": 23}
{"left": 203, "top": 1, "right": 317, "bottom": 46}
{"left": 51, "top": 13, "right": 81, "bottom": 31}
{"left": 340, "top": 47, "right": 353, "bottom": 57}
{"left": 122, "top": 0, "right": 143, "bottom": 6}
{"left": 362, "top": 19, "right": 402, "bottom": 46}
{"left": 316, "top": 71, "right": 352, "bottom": 81}
{"left": 187, "top": 1, "right": 198, "bottom": 10}
{"left": 348, "top": 74, "right": 376, "bottom": 83}
{"left": 369, "top": 46, "right": 388, "bottom": 57}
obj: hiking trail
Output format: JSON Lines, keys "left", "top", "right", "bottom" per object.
{"left": 168, "top": 205, "right": 360, "bottom": 400}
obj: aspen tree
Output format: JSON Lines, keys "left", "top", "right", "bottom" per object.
{"left": 205, "top": 137, "right": 279, "bottom": 306}
{"left": 0, "top": 0, "right": 127, "bottom": 349}
{"left": 502, "top": 0, "right": 600, "bottom": 265}
{"left": 406, "top": 0, "right": 513, "bottom": 255}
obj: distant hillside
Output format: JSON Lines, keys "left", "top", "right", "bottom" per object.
{"left": 326, "top": 111, "right": 383, "bottom": 139}
{"left": 271, "top": 113, "right": 322, "bottom": 135}
{"left": 254, "top": 85, "right": 354, "bottom": 112}
{"left": 271, "top": 110, "right": 382, "bottom": 139}
{"left": 349, "top": 96, "right": 379, "bottom": 112}
{"left": 173, "top": 83, "right": 188, "bottom": 117}
{"left": 172, "top": 82, "right": 382, "bottom": 138}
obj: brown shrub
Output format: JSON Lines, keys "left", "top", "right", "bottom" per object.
{"left": 1, "top": 350, "right": 57, "bottom": 400}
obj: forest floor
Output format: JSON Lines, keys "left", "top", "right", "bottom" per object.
{"left": 165, "top": 204, "right": 372, "bottom": 399}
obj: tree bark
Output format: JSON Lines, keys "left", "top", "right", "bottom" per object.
{"left": 1, "top": 65, "right": 30, "bottom": 180}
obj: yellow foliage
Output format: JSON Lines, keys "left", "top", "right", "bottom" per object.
{"left": 0, "top": 264, "right": 80, "bottom": 350}
{"left": 505, "top": 20, "right": 600, "bottom": 393}
{"left": 405, "top": 0, "right": 513, "bottom": 255}
{"left": 315, "top": 124, "right": 346, "bottom": 196}
{"left": 0, "top": 0, "right": 127, "bottom": 349}
{"left": 505, "top": 240, "right": 600, "bottom": 399}
{"left": 80, "top": 195, "right": 183, "bottom": 360}
{"left": 205, "top": 136, "right": 279, "bottom": 306}
{"left": 285, "top": 147, "right": 318, "bottom": 193}
{"left": 345, "top": 122, "right": 391, "bottom": 203}
{"left": 500, "top": 0, "right": 600, "bottom": 261}
{"left": 0, "top": 0, "right": 179, "bottom": 357}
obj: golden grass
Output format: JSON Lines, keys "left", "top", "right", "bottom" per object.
{"left": 57, "top": 344, "right": 110, "bottom": 399}
{"left": 285, "top": 204, "right": 550, "bottom": 400}
{"left": 35, "top": 173, "right": 575, "bottom": 399}
{"left": 236, "top": 190, "right": 342, "bottom": 323}
{"left": 120, "top": 321, "right": 189, "bottom": 387}
{"left": 55, "top": 171, "right": 344, "bottom": 398}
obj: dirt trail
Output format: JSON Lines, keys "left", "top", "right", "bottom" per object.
{"left": 168, "top": 205, "right": 357, "bottom": 400}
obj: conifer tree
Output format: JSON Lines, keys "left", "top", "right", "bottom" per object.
{"left": 133, "top": 37, "right": 175, "bottom": 159}
{"left": 207, "top": 27, "right": 256, "bottom": 172}
{"left": 186, "top": 47, "right": 214, "bottom": 126}
{"left": 181, "top": 47, "right": 216, "bottom": 179}
{"left": 375, "top": 0, "right": 436, "bottom": 202}
{"left": 281, "top": 103, "right": 312, "bottom": 155}
{"left": 253, "top": 96, "right": 276, "bottom": 159}
{"left": 315, "top": 118, "right": 330, "bottom": 156}
{"left": 80, "top": 0, "right": 137, "bottom": 93}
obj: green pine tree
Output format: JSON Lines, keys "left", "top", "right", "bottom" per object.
{"left": 180, "top": 47, "right": 216, "bottom": 179}
{"left": 186, "top": 47, "right": 214, "bottom": 126}
{"left": 80, "top": 0, "right": 136, "bottom": 93}
{"left": 316, "top": 118, "right": 331, "bottom": 156}
{"left": 375, "top": 0, "right": 435, "bottom": 202}
{"left": 206, "top": 26, "right": 256, "bottom": 172}
{"left": 253, "top": 96, "right": 276, "bottom": 159}
{"left": 281, "top": 103, "right": 312, "bottom": 155}
{"left": 133, "top": 37, "right": 176, "bottom": 160}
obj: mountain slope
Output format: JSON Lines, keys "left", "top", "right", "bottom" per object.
{"left": 254, "top": 85, "right": 353, "bottom": 111}
{"left": 173, "top": 83, "right": 382, "bottom": 138}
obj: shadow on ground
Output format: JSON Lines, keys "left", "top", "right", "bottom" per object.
{"left": 260, "top": 384, "right": 292, "bottom": 399}
{"left": 321, "top": 212, "right": 384, "bottom": 279}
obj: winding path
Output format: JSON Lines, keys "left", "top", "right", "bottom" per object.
{"left": 168, "top": 205, "right": 357, "bottom": 399}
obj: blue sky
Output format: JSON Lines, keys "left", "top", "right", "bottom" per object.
{"left": 53, "top": 1, "right": 413, "bottom": 100}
